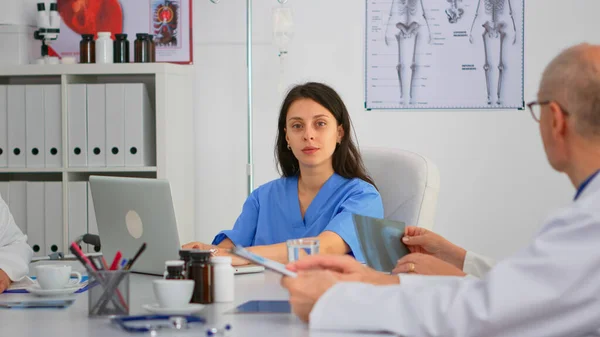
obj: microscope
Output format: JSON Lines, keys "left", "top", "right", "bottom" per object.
{"left": 33, "top": 1, "right": 61, "bottom": 63}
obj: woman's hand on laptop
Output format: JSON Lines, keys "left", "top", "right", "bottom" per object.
{"left": 402, "top": 226, "right": 467, "bottom": 270}
{"left": 181, "top": 242, "right": 249, "bottom": 266}
{"left": 181, "top": 241, "right": 214, "bottom": 250}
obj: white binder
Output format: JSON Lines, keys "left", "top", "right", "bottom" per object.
{"left": 0, "top": 182, "right": 8, "bottom": 203}
{"left": 87, "top": 182, "right": 100, "bottom": 253}
{"left": 7, "top": 86, "right": 26, "bottom": 168}
{"left": 26, "top": 182, "right": 45, "bottom": 257}
{"left": 8, "top": 181, "right": 27, "bottom": 235}
{"left": 44, "top": 182, "right": 63, "bottom": 256}
{"left": 87, "top": 84, "right": 106, "bottom": 167}
{"left": 44, "top": 85, "right": 62, "bottom": 168}
{"left": 124, "top": 84, "right": 155, "bottom": 167}
{"left": 25, "top": 85, "right": 46, "bottom": 168}
{"left": 68, "top": 181, "right": 87, "bottom": 251}
{"left": 0, "top": 86, "right": 7, "bottom": 167}
{"left": 68, "top": 84, "right": 87, "bottom": 167}
{"left": 105, "top": 84, "right": 125, "bottom": 167}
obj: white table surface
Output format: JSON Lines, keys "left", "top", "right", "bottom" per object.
{"left": 1, "top": 262, "right": 392, "bottom": 337}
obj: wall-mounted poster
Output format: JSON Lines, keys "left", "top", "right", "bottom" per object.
{"left": 365, "top": 0, "right": 524, "bottom": 109}
{"left": 51, "top": 0, "right": 192, "bottom": 64}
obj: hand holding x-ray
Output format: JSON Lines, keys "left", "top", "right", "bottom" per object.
{"left": 402, "top": 226, "right": 467, "bottom": 270}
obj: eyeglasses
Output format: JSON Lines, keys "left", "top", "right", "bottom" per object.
{"left": 526, "top": 100, "right": 570, "bottom": 122}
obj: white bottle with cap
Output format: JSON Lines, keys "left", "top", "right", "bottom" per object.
{"left": 211, "top": 256, "right": 234, "bottom": 302}
{"left": 96, "top": 32, "right": 113, "bottom": 64}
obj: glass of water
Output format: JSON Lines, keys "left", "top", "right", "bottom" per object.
{"left": 286, "top": 238, "right": 320, "bottom": 262}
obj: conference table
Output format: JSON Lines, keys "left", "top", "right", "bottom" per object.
{"left": 1, "top": 262, "right": 393, "bottom": 337}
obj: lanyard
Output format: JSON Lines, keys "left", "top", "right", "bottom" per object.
{"left": 574, "top": 170, "right": 600, "bottom": 200}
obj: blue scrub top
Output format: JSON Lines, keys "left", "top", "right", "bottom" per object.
{"left": 212, "top": 173, "right": 383, "bottom": 262}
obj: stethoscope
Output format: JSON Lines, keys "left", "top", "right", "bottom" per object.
{"left": 112, "top": 315, "right": 232, "bottom": 336}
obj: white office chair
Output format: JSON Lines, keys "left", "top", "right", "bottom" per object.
{"left": 362, "top": 148, "right": 440, "bottom": 230}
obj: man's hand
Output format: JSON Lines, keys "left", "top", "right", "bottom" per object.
{"left": 0, "top": 269, "right": 11, "bottom": 293}
{"left": 287, "top": 255, "right": 399, "bottom": 286}
{"left": 402, "top": 226, "right": 467, "bottom": 269}
{"left": 283, "top": 256, "right": 400, "bottom": 322}
{"left": 281, "top": 270, "right": 340, "bottom": 323}
{"left": 392, "top": 253, "right": 466, "bottom": 277}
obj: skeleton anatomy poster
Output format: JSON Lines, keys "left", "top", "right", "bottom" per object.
{"left": 365, "top": 0, "right": 524, "bottom": 109}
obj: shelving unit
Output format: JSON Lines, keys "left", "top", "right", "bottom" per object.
{"left": 0, "top": 63, "right": 195, "bottom": 253}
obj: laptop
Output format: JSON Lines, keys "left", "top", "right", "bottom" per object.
{"left": 352, "top": 214, "right": 411, "bottom": 273}
{"left": 89, "top": 176, "right": 264, "bottom": 275}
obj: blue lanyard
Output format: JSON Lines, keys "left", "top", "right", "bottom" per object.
{"left": 574, "top": 169, "right": 600, "bottom": 200}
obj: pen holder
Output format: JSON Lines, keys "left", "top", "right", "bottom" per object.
{"left": 88, "top": 270, "right": 130, "bottom": 317}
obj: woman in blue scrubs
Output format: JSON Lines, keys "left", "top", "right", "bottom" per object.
{"left": 183, "top": 82, "right": 383, "bottom": 264}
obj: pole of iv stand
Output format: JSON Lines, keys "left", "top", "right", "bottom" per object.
{"left": 246, "top": 0, "right": 254, "bottom": 195}
{"left": 208, "top": 0, "right": 289, "bottom": 196}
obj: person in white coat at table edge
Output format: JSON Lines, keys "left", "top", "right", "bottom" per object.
{"left": 282, "top": 43, "right": 600, "bottom": 337}
{"left": 0, "top": 195, "right": 33, "bottom": 293}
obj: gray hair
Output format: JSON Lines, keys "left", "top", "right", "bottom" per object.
{"left": 540, "top": 43, "right": 600, "bottom": 137}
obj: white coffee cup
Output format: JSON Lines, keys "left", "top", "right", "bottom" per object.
{"left": 35, "top": 265, "right": 83, "bottom": 290}
{"left": 152, "top": 279, "right": 194, "bottom": 308}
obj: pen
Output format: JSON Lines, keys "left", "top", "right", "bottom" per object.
{"left": 69, "top": 243, "right": 98, "bottom": 277}
{"left": 90, "top": 256, "right": 105, "bottom": 271}
{"left": 109, "top": 251, "right": 123, "bottom": 271}
{"left": 70, "top": 243, "right": 98, "bottom": 272}
{"left": 90, "top": 272, "right": 129, "bottom": 315}
{"left": 120, "top": 259, "right": 128, "bottom": 269}
{"left": 123, "top": 243, "right": 147, "bottom": 271}
{"left": 70, "top": 243, "right": 128, "bottom": 313}
{"left": 93, "top": 243, "right": 145, "bottom": 314}
{"left": 101, "top": 256, "right": 109, "bottom": 270}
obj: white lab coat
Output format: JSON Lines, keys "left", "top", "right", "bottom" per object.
{"left": 463, "top": 250, "right": 496, "bottom": 278}
{"left": 0, "top": 196, "right": 32, "bottom": 281}
{"left": 310, "top": 175, "right": 600, "bottom": 337}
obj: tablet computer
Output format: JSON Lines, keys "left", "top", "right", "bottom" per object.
{"left": 234, "top": 265, "right": 265, "bottom": 275}
{"left": 0, "top": 299, "right": 75, "bottom": 309}
{"left": 353, "top": 214, "right": 411, "bottom": 273}
{"left": 234, "top": 300, "right": 291, "bottom": 314}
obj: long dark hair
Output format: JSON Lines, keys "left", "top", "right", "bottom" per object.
{"left": 274, "top": 82, "right": 376, "bottom": 187}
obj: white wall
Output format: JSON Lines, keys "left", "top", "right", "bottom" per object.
{"left": 190, "top": 0, "right": 600, "bottom": 260}
{"left": 0, "top": 0, "right": 44, "bottom": 26}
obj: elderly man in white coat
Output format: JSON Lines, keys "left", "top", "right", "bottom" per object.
{"left": 0, "top": 196, "right": 33, "bottom": 293}
{"left": 282, "top": 43, "right": 600, "bottom": 337}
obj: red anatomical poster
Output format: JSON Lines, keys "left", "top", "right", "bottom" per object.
{"left": 52, "top": 0, "right": 192, "bottom": 64}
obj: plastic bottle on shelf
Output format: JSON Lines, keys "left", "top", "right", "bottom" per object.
{"left": 95, "top": 32, "right": 113, "bottom": 64}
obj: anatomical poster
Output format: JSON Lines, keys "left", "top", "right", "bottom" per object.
{"left": 51, "top": 0, "right": 192, "bottom": 64}
{"left": 365, "top": 0, "right": 524, "bottom": 109}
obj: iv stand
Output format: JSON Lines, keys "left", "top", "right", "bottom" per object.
{"left": 209, "top": 0, "right": 289, "bottom": 196}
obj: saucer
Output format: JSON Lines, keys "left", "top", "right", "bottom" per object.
{"left": 27, "top": 284, "right": 80, "bottom": 296}
{"left": 142, "top": 303, "right": 205, "bottom": 315}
